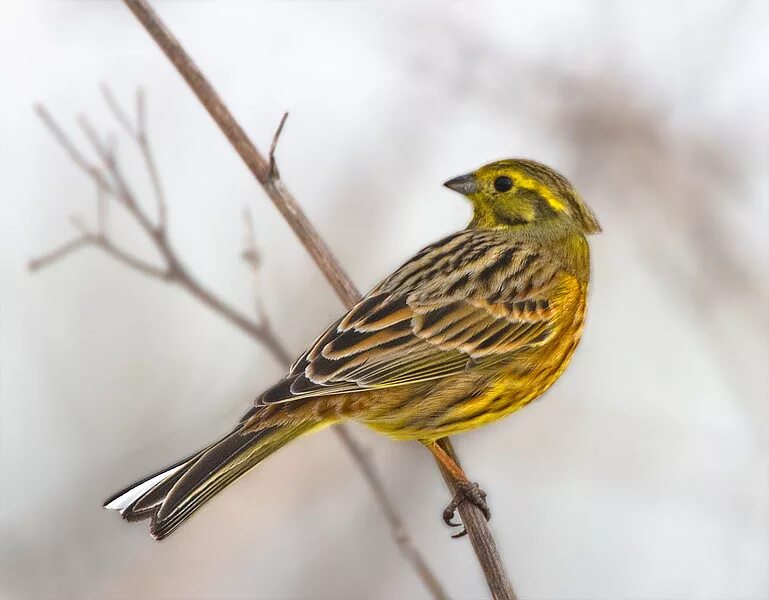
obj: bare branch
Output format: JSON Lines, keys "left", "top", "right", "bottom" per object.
{"left": 78, "top": 114, "right": 158, "bottom": 239}
{"left": 136, "top": 91, "right": 168, "bottom": 231}
{"left": 121, "top": 1, "right": 504, "bottom": 597}
{"left": 96, "top": 236, "right": 170, "bottom": 279}
{"left": 28, "top": 235, "right": 90, "bottom": 272}
{"left": 34, "top": 105, "right": 113, "bottom": 193}
{"left": 29, "top": 228, "right": 169, "bottom": 280}
{"left": 101, "top": 83, "right": 168, "bottom": 235}
{"left": 100, "top": 82, "right": 137, "bottom": 139}
{"left": 77, "top": 117, "right": 122, "bottom": 192}
{"left": 100, "top": 85, "right": 168, "bottom": 231}
{"left": 102, "top": 84, "right": 168, "bottom": 230}
{"left": 97, "top": 184, "right": 107, "bottom": 236}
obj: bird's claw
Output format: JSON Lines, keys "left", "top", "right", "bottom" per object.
{"left": 442, "top": 481, "right": 490, "bottom": 538}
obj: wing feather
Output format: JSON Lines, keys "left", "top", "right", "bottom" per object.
{"left": 257, "top": 230, "right": 564, "bottom": 406}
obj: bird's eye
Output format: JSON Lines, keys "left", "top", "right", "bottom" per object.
{"left": 493, "top": 176, "right": 513, "bottom": 192}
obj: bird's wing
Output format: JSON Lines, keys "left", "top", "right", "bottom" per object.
{"left": 258, "top": 230, "right": 565, "bottom": 405}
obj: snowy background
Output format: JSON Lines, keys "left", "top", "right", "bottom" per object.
{"left": 1, "top": 1, "right": 767, "bottom": 598}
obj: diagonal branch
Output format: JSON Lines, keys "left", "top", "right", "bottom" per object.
{"left": 32, "top": 94, "right": 448, "bottom": 600}
{"left": 119, "top": 1, "right": 514, "bottom": 598}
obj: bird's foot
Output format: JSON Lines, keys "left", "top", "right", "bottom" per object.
{"left": 442, "top": 480, "right": 490, "bottom": 539}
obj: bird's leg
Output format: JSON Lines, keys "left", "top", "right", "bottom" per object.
{"left": 425, "top": 441, "right": 491, "bottom": 538}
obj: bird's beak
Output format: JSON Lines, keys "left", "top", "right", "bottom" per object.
{"left": 443, "top": 173, "right": 478, "bottom": 195}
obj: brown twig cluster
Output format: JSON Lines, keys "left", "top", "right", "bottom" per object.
{"left": 31, "top": 92, "right": 290, "bottom": 365}
{"left": 30, "top": 88, "right": 448, "bottom": 600}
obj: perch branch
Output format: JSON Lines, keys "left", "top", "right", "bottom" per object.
{"left": 32, "top": 93, "right": 448, "bottom": 600}
{"left": 120, "top": 1, "right": 514, "bottom": 597}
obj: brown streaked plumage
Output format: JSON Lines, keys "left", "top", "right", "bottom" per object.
{"left": 104, "top": 158, "right": 600, "bottom": 540}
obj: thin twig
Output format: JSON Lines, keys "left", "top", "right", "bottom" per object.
{"left": 120, "top": 1, "right": 512, "bottom": 598}
{"left": 241, "top": 209, "right": 266, "bottom": 319}
{"left": 268, "top": 112, "right": 288, "bottom": 180}
{"left": 32, "top": 107, "right": 286, "bottom": 362}
{"left": 32, "top": 93, "right": 448, "bottom": 600}
{"left": 100, "top": 83, "right": 136, "bottom": 138}
{"left": 35, "top": 105, "right": 112, "bottom": 193}
{"left": 28, "top": 236, "right": 89, "bottom": 272}
{"left": 100, "top": 84, "right": 167, "bottom": 229}
{"left": 96, "top": 236, "right": 170, "bottom": 279}
{"left": 96, "top": 184, "right": 107, "bottom": 237}
{"left": 138, "top": 88, "right": 168, "bottom": 229}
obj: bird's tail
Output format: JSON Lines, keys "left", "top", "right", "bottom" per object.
{"left": 103, "top": 416, "right": 324, "bottom": 540}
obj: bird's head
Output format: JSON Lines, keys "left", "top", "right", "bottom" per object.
{"left": 444, "top": 159, "right": 601, "bottom": 235}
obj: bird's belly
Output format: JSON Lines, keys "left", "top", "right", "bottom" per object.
{"left": 361, "top": 309, "right": 585, "bottom": 441}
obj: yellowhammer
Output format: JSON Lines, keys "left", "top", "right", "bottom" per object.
{"left": 105, "top": 158, "right": 601, "bottom": 539}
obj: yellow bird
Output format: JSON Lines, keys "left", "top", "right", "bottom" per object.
{"left": 104, "top": 159, "right": 601, "bottom": 539}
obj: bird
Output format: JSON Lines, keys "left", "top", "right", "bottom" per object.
{"left": 104, "top": 158, "right": 601, "bottom": 540}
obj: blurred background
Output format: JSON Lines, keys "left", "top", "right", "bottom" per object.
{"left": 1, "top": 1, "right": 767, "bottom": 599}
